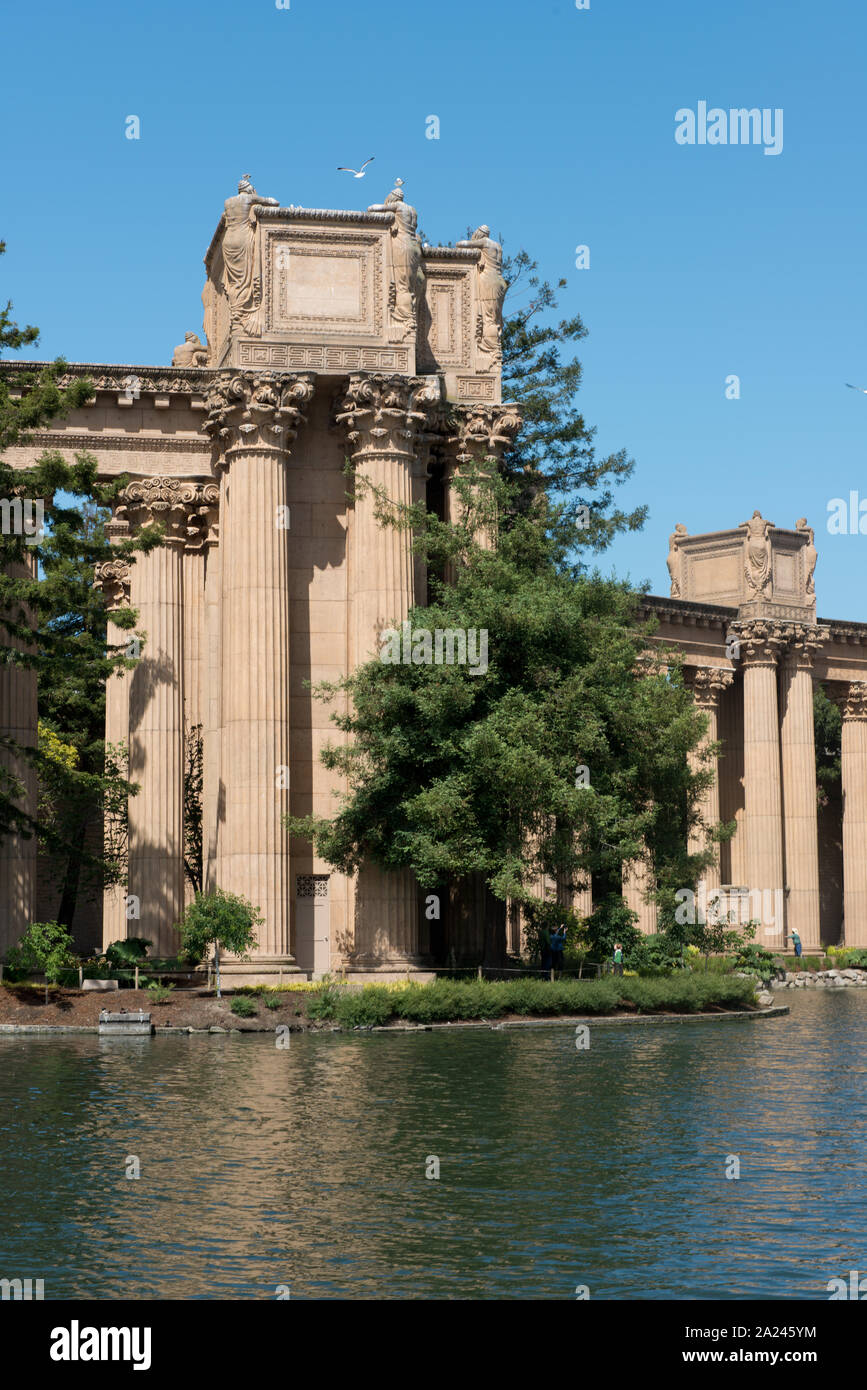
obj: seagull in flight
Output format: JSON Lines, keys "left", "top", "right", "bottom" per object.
{"left": 337, "top": 157, "right": 375, "bottom": 178}
{"left": 846, "top": 383, "right": 867, "bottom": 393}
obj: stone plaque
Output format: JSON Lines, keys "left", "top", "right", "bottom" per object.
{"left": 267, "top": 230, "right": 383, "bottom": 338}
{"left": 690, "top": 551, "right": 741, "bottom": 600}
{"left": 774, "top": 551, "right": 797, "bottom": 594}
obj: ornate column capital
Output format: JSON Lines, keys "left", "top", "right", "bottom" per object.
{"left": 831, "top": 681, "right": 867, "bottom": 722}
{"left": 728, "top": 619, "right": 789, "bottom": 666}
{"left": 94, "top": 558, "right": 131, "bottom": 610}
{"left": 446, "top": 402, "right": 522, "bottom": 472}
{"left": 335, "top": 372, "right": 443, "bottom": 463}
{"left": 203, "top": 370, "right": 316, "bottom": 459}
{"left": 782, "top": 623, "right": 828, "bottom": 670}
{"left": 686, "top": 665, "right": 734, "bottom": 710}
{"left": 183, "top": 482, "right": 220, "bottom": 553}
{"left": 119, "top": 478, "right": 219, "bottom": 546}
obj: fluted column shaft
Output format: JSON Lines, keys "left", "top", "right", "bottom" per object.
{"left": 95, "top": 551, "right": 132, "bottom": 950}
{"left": 202, "top": 523, "right": 221, "bottom": 894}
{"left": 204, "top": 370, "right": 315, "bottom": 959}
{"left": 337, "top": 374, "right": 447, "bottom": 961}
{"left": 218, "top": 443, "right": 292, "bottom": 953}
{"left": 837, "top": 683, "right": 867, "bottom": 948}
{"left": 780, "top": 633, "right": 824, "bottom": 952}
{"left": 0, "top": 555, "right": 37, "bottom": 953}
{"left": 127, "top": 536, "right": 185, "bottom": 955}
{"left": 622, "top": 857, "right": 657, "bottom": 935}
{"left": 687, "top": 667, "right": 733, "bottom": 894}
{"left": 739, "top": 623, "right": 786, "bottom": 939}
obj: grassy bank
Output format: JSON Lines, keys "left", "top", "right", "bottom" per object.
{"left": 305, "top": 973, "right": 759, "bottom": 1029}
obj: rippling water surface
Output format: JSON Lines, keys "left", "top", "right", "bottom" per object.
{"left": 1, "top": 992, "right": 865, "bottom": 1299}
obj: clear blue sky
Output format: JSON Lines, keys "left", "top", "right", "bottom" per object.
{"left": 3, "top": 0, "right": 866, "bottom": 616}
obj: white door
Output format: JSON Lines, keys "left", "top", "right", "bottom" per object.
{"left": 296, "top": 875, "right": 330, "bottom": 976}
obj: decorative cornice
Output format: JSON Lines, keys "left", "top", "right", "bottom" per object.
{"left": 202, "top": 370, "right": 316, "bottom": 457}
{"left": 422, "top": 246, "right": 481, "bottom": 261}
{"left": 0, "top": 362, "right": 213, "bottom": 394}
{"left": 335, "top": 373, "right": 444, "bottom": 461}
{"left": 21, "top": 433, "right": 211, "bottom": 457}
{"left": 640, "top": 594, "right": 738, "bottom": 628}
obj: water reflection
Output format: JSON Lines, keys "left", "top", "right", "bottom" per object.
{"left": 1, "top": 994, "right": 866, "bottom": 1299}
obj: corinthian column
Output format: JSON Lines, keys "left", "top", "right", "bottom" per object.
{"left": 202, "top": 499, "right": 221, "bottom": 895}
{"left": 122, "top": 478, "right": 196, "bottom": 955}
{"left": 335, "top": 373, "right": 443, "bottom": 963}
{"left": 94, "top": 549, "right": 132, "bottom": 950}
{"left": 834, "top": 682, "right": 867, "bottom": 948}
{"left": 181, "top": 484, "right": 219, "bottom": 904}
{"left": 686, "top": 666, "right": 734, "bottom": 893}
{"left": 736, "top": 621, "right": 787, "bottom": 940}
{"left": 0, "top": 553, "right": 37, "bottom": 955}
{"left": 204, "top": 370, "right": 315, "bottom": 958}
{"left": 780, "top": 628, "right": 826, "bottom": 952}
{"left": 444, "top": 403, "right": 522, "bottom": 553}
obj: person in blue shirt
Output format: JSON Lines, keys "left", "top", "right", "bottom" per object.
{"left": 550, "top": 923, "right": 567, "bottom": 975}
{"left": 791, "top": 928, "right": 802, "bottom": 959}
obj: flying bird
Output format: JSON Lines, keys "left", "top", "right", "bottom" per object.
{"left": 337, "top": 157, "right": 375, "bottom": 178}
{"left": 846, "top": 383, "right": 867, "bottom": 394}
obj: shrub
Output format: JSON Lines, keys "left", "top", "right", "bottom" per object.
{"left": 264, "top": 994, "right": 282, "bottom": 1011}
{"left": 5, "top": 921, "right": 77, "bottom": 998}
{"left": 230, "top": 995, "right": 257, "bottom": 1018}
{"left": 334, "top": 987, "right": 393, "bottom": 1028}
{"left": 307, "top": 976, "right": 347, "bottom": 1020}
{"left": 147, "top": 980, "right": 175, "bottom": 1004}
{"left": 104, "top": 937, "right": 152, "bottom": 968}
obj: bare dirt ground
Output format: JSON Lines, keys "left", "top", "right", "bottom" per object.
{"left": 0, "top": 985, "right": 318, "bottom": 1032}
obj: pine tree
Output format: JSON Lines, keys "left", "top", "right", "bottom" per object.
{"left": 0, "top": 241, "right": 159, "bottom": 925}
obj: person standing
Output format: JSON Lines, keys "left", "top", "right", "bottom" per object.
{"left": 613, "top": 942, "right": 624, "bottom": 977}
{"left": 791, "top": 928, "right": 803, "bottom": 960}
{"left": 550, "top": 923, "right": 567, "bottom": 975}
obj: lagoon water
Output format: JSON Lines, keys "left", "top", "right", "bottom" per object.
{"left": 2, "top": 992, "right": 866, "bottom": 1300}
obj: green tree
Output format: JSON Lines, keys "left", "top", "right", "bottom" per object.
{"left": 285, "top": 247, "right": 717, "bottom": 961}
{"left": 814, "top": 684, "right": 841, "bottom": 806}
{"left": 176, "top": 889, "right": 262, "bottom": 999}
{"left": 5, "top": 920, "right": 76, "bottom": 1001}
{"left": 0, "top": 242, "right": 160, "bottom": 922}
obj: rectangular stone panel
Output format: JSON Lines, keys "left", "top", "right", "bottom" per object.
{"left": 688, "top": 549, "right": 741, "bottom": 600}
{"left": 266, "top": 229, "right": 383, "bottom": 339}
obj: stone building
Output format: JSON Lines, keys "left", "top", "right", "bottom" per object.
{"left": 0, "top": 178, "right": 520, "bottom": 975}
{"left": 1, "top": 180, "right": 864, "bottom": 968}
{"left": 630, "top": 513, "right": 862, "bottom": 951}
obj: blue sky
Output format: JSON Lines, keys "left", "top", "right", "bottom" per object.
{"left": 3, "top": 0, "right": 866, "bottom": 616}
